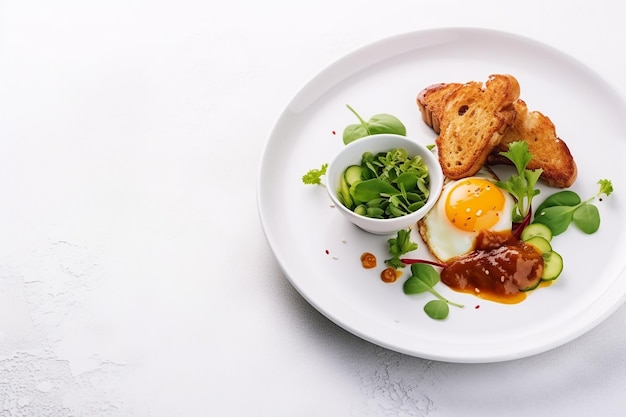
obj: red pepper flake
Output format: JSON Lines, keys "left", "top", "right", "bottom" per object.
{"left": 331, "top": 130, "right": 336, "bottom": 135}
{"left": 325, "top": 249, "right": 330, "bottom": 255}
{"left": 475, "top": 305, "right": 480, "bottom": 309}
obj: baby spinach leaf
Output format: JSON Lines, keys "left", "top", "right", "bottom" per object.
{"left": 352, "top": 179, "right": 399, "bottom": 203}
{"left": 533, "top": 206, "right": 575, "bottom": 235}
{"left": 343, "top": 104, "right": 406, "bottom": 144}
{"left": 535, "top": 190, "right": 580, "bottom": 214}
{"left": 395, "top": 172, "right": 418, "bottom": 191}
{"left": 343, "top": 123, "right": 369, "bottom": 144}
{"left": 366, "top": 113, "right": 407, "bottom": 136}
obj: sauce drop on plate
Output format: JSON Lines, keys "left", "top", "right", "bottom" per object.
{"left": 360, "top": 252, "right": 377, "bottom": 269}
{"left": 381, "top": 267, "right": 402, "bottom": 283}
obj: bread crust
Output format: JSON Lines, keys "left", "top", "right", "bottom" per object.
{"left": 417, "top": 75, "right": 577, "bottom": 188}
{"left": 487, "top": 100, "right": 577, "bottom": 188}
{"left": 434, "top": 74, "right": 520, "bottom": 180}
{"left": 416, "top": 82, "right": 462, "bottom": 133}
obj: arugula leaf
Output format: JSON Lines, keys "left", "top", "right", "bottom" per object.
{"left": 302, "top": 163, "right": 328, "bottom": 185}
{"left": 495, "top": 141, "right": 542, "bottom": 223}
{"left": 343, "top": 104, "right": 406, "bottom": 145}
{"left": 533, "top": 179, "right": 613, "bottom": 235}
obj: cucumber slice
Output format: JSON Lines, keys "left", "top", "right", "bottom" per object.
{"left": 541, "top": 251, "right": 563, "bottom": 281}
{"left": 338, "top": 174, "right": 353, "bottom": 209}
{"left": 343, "top": 165, "right": 363, "bottom": 186}
{"left": 524, "top": 236, "right": 552, "bottom": 254}
{"left": 520, "top": 278, "right": 541, "bottom": 292}
{"left": 354, "top": 204, "right": 367, "bottom": 216}
{"left": 521, "top": 223, "right": 553, "bottom": 242}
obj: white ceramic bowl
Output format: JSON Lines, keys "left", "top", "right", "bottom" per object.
{"left": 326, "top": 134, "right": 444, "bottom": 235}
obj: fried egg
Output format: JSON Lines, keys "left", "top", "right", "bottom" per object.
{"left": 420, "top": 169, "right": 515, "bottom": 262}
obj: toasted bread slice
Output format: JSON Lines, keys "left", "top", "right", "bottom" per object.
{"left": 488, "top": 99, "right": 577, "bottom": 188}
{"left": 417, "top": 82, "right": 462, "bottom": 134}
{"left": 417, "top": 78, "right": 577, "bottom": 188}
{"left": 433, "top": 74, "right": 520, "bottom": 180}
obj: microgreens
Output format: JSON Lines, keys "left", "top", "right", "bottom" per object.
{"left": 495, "top": 141, "right": 543, "bottom": 226}
{"left": 343, "top": 104, "right": 406, "bottom": 145}
{"left": 403, "top": 263, "right": 464, "bottom": 320}
{"left": 385, "top": 228, "right": 418, "bottom": 269}
{"left": 302, "top": 163, "right": 328, "bottom": 186}
{"left": 342, "top": 148, "right": 430, "bottom": 219}
{"left": 533, "top": 179, "right": 613, "bottom": 235}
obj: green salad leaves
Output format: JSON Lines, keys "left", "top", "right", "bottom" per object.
{"left": 301, "top": 163, "right": 328, "bottom": 186}
{"left": 338, "top": 148, "right": 430, "bottom": 219}
{"left": 533, "top": 179, "right": 613, "bottom": 235}
{"left": 495, "top": 141, "right": 542, "bottom": 223}
{"left": 300, "top": 102, "right": 616, "bottom": 324}
{"left": 385, "top": 229, "right": 418, "bottom": 269}
{"left": 403, "top": 263, "right": 464, "bottom": 320}
{"left": 343, "top": 104, "right": 406, "bottom": 145}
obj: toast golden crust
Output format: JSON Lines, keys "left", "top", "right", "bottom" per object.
{"left": 488, "top": 100, "right": 577, "bottom": 188}
{"left": 416, "top": 82, "right": 462, "bottom": 133}
{"left": 417, "top": 76, "right": 577, "bottom": 188}
{"left": 434, "top": 74, "right": 520, "bottom": 180}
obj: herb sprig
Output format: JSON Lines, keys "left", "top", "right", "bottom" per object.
{"left": 495, "top": 141, "right": 543, "bottom": 226}
{"left": 403, "top": 263, "right": 464, "bottom": 320}
{"left": 385, "top": 229, "right": 418, "bottom": 269}
{"left": 302, "top": 163, "right": 328, "bottom": 185}
{"left": 533, "top": 179, "right": 613, "bottom": 235}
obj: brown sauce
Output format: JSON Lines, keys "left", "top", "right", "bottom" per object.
{"left": 381, "top": 267, "right": 402, "bottom": 283}
{"left": 440, "top": 231, "right": 544, "bottom": 304}
{"left": 360, "top": 252, "right": 377, "bottom": 269}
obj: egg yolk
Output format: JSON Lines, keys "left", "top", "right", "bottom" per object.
{"left": 445, "top": 178, "right": 506, "bottom": 232}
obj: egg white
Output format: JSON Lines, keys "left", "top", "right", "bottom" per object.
{"left": 419, "top": 170, "right": 515, "bottom": 262}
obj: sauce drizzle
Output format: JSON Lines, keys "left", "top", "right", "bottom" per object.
{"left": 440, "top": 231, "right": 544, "bottom": 304}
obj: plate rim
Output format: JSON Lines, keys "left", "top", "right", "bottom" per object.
{"left": 257, "top": 27, "right": 626, "bottom": 363}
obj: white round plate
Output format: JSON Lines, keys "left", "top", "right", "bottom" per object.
{"left": 257, "top": 27, "right": 626, "bottom": 363}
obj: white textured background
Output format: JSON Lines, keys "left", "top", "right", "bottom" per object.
{"left": 1, "top": 1, "right": 625, "bottom": 416}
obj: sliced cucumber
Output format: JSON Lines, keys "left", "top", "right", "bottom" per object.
{"left": 521, "top": 223, "right": 553, "bottom": 242}
{"left": 541, "top": 251, "right": 563, "bottom": 281}
{"left": 354, "top": 204, "right": 367, "bottom": 216}
{"left": 524, "top": 236, "right": 552, "bottom": 254}
{"left": 520, "top": 278, "right": 541, "bottom": 292}
{"left": 338, "top": 174, "right": 353, "bottom": 209}
{"left": 343, "top": 165, "right": 363, "bottom": 186}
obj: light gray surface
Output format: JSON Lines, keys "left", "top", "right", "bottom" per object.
{"left": 1, "top": 1, "right": 625, "bottom": 416}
